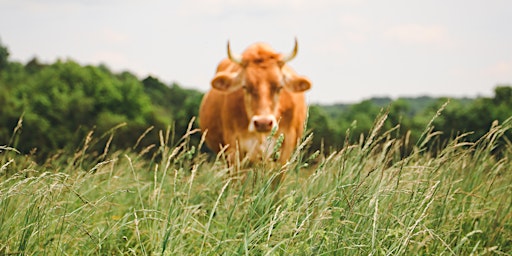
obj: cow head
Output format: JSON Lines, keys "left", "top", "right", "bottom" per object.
{"left": 211, "top": 39, "right": 311, "bottom": 133}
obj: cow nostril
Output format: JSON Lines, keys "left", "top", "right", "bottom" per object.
{"left": 254, "top": 118, "right": 273, "bottom": 132}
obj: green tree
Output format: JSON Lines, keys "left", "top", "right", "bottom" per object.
{"left": 142, "top": 77, "right": 203, "bottom": 145}
{"left": 493, "top": 86, "right": 512, "bottom": 105}
{"left": 0, "top": 38, "right": 9, "bottom": 70}
{"left": 307, "top": 105, "right": 339, "bottom": 152}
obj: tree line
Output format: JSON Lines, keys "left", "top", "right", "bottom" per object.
{"left": 308, "top": 87, "right": 512, "bottom": 155}
{"left": 1, "top": 40, "right": 511, "bottom": 161}
{"left": 0, "top": 40, "right": 203, "bottom": 160}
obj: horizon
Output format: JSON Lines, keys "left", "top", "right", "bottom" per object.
{"left": 1, "top": 1, "right": 511, "bottom": 104}
{"left": 1, "top": 47, "right": 503, "bottom": 105}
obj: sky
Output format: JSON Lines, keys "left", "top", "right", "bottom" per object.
{"left": 1, "top": 0, "right": 511, "bottom": 104}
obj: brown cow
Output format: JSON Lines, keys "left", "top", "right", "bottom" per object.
{"left": 199, "top": 39, "right": 311, "bottom": 166}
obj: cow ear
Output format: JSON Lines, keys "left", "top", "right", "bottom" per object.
{"left": 287, "top": 76, "right": 311, "bottom": 92}
{"left": 211, "top": 72, "right": 235, "bottom": 91}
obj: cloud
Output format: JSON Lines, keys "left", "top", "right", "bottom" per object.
{"left": 90, "top": 51, "right": 128, "bottom": 66}
{"left": 99, "top": 28, "right": 129, "bottom": 44}
{"left": 339, "top": 14, "right": 369, "bottom": 28}
{"left": 384, "top": 24, "right": 454, "bottom": 47}
{"left": 3, "top": 1, "right": 76, "bottom": 14}
{"left": 175, "top": 0, "right": 361, "bottom": 17}
{"left": 313, "top": 38, "right": 348, "bottom": 56}
{"left": 484, "top": 61, "right": 512, "bottom": 80}
{"left": 338, "top": 14, "right": 372, "bottom": 43}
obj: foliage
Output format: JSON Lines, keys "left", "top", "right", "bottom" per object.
{"left": 142, "top": 76, "right": 203, "bottom": 144}
{"left": 308, "top": 92, "right": 510, "bottom": 154}
{"left": 0, "top": 38, "right": 8, "bottom": 70}
{"left": 0, "top": 42, "right": 201, "bottom": 159}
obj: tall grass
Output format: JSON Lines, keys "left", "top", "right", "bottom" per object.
{"left": 1, "top": 113, "right": 511, "bottom": 255}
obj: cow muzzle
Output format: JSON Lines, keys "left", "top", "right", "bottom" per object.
{"left": 248, "top": 115, "right": 278, "bottom": 133}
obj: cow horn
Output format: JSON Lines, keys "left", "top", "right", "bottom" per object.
{"left": 227, "top": 41, "right": 243, "bottom": 65}
{"left": 281, "top": 38, "right": 298, "bottom": 63}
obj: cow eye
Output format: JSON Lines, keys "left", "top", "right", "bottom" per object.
{"left": 242, "top": 85, "right": 253, "bottom": 93}
{"left": 270, "top": 82, "right": 282, "bottom": 93}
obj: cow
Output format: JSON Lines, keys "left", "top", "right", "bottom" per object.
{"left": 199, "top": 39, "right": 311, "bottom": 167}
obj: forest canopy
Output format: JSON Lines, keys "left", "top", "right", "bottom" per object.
{"left": 0, "top": 40, "right": 511, "bottom": 160}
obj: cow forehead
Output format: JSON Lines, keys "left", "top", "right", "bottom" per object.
{"left": 243, "top": 65, "right": 283, "bottom": 86}
{"left": 236, "top": 43, "right": 285, "bottom": 91}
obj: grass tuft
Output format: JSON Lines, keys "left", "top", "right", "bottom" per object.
{"left": 1, "top": 114, "right": 511, "bottom": 255}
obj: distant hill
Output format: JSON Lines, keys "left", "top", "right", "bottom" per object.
{"left": 316, "top": 95, "right": 474, "bottom": 120}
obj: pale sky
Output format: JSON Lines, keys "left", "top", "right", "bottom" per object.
{"left": 1, "top": 0, "right": 511, "bottom": 104}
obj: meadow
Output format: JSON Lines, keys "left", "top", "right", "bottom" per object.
{"left": 1, "top": 113, "right": 511, "bottom": 255}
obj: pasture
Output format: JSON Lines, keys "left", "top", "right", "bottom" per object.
{"left": 1, "top": 113, "right": 511, "bottom": 255}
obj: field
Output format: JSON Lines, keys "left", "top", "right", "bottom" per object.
{"left": 1, "top": 114, "right": 511, "bottom": 255}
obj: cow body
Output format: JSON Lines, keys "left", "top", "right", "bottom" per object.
{"left": 199, "top": 40, "right": 311, "bottom": 164}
